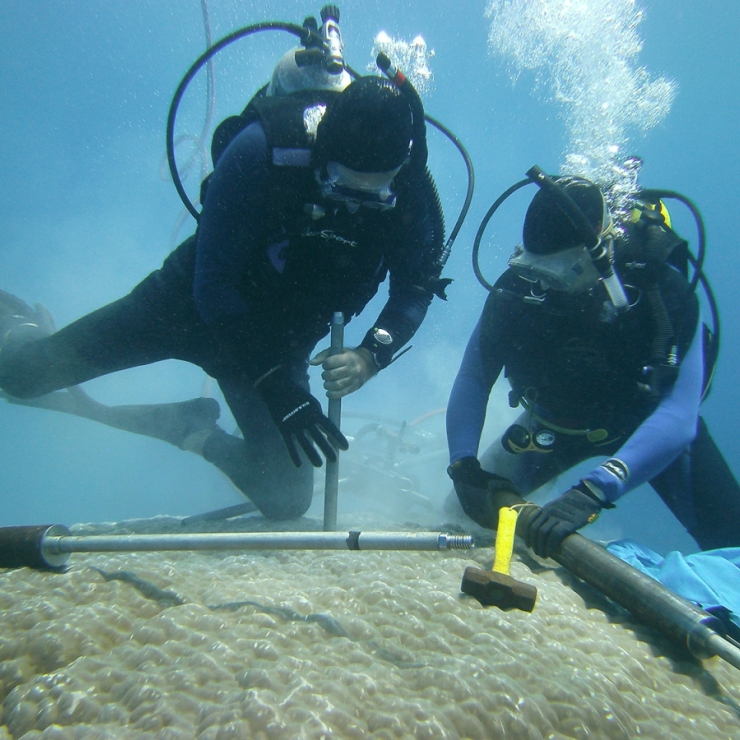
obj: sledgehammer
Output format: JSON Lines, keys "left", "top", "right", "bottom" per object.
{"left": 461, "top": 505, "right": 537, "bottom": 612}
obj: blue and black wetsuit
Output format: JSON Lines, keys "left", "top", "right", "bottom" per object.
{"left": 0, "top": 93, "right": 445, "bottom": 518}
{"left": 447, "top": 259, "right": 740, "bottom": 550}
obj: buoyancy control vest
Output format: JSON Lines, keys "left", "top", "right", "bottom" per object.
{"left": 202, "top": 88, "right": 445, "bottom": 362}
{"left": 481, "top": 223, "right": 700, "bottom": 433}
{"left": 202, "top": 86, "right": 341, "bottom": 202}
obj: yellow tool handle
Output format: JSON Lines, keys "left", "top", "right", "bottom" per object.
{"left": 492, "top": 506, "right": 518, "bottom": 576}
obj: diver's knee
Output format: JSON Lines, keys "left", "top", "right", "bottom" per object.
{"left": 0, "top": 349, "right": 45, "bottom": 399}
{"left": 0, "top": 327, "right": 54, "bottom": 398}
{"left": 256, "top": 488, "right": 313, "bottom": 520}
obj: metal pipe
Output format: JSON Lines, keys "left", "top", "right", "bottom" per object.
{"left": 481, "top": 492, "right": 740, "bottom": 672}
{"left": 705, "top": 632, "right": 740, "bottom": 672}
{"left": 323, "top": 311, "right": 344, "bottom": 531}
{"left": 0, "top": 526, "right": 474, "bottom": 569}
{"left": 549, "top": 528, "right": 725, "bottom": 660}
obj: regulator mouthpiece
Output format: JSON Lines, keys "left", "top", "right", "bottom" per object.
{"left": 601, "top": 270, "right": 630, "bottom": 311}
{"left": 375, "top": 51, "right": 427, "bottom": 173}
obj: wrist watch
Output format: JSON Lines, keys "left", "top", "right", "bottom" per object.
{"left": 360, "top": 327, "right": 395, "bottom": 370}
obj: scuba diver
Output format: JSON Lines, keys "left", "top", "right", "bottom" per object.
{"left": 0, "top": 6, "right": 447, "bottom": 520}
{"left": 446, "top": 169, "right": 740, "bottom": 557}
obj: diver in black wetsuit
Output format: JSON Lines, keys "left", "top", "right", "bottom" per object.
{"left": 446, "top": 174, "right": 740, "bottom": 555}
{"left": 0, "top": 58, "right": 446, "bottom": 520}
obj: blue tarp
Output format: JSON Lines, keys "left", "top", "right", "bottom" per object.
{"left": 606, "top": 539, "right": 740, "bottom": 630}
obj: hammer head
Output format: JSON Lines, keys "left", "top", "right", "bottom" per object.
{"left": 461, "top": 566, "right": 537, "bottom": 612}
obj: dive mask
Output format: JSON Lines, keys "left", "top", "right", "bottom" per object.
{"left": 508, "top": 243, "right": 601, "bottom": 292}
{"left": 320, "top": 161, "right": 402, "bottom": 211}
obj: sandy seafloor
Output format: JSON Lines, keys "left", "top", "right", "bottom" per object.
{"left": 1, "top": 512, "right": 739, "bottom": 740}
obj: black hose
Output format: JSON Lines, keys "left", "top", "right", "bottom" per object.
{"left": 166, "top": 21, "right": 314, "bottom": 220}
{"left": 646, "top": 286, "right": 674, "bottom": 362}
{"left": 639, "top": 189, "right": 719, "bottom": 393}
{"left": 689, "top": 252, "right": 721, "bottom": 398}
{"left": 526, "top": 165, "right": 600, "bottom": 249}
{"left": 472, "top": 178, "right": 530, "bottom": 292}
{"left": 371, "top": 54, "right": 474, "bottom": 268}
{"left": 641, "top": 189, "right": 706, "bottom": 293}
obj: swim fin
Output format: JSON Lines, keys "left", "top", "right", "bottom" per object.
{"left": 0, "top": 289, "right": 54, "bottom": 346}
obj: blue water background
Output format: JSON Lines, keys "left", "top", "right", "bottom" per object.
{"left": 1, "top": 1, "right": 737, "bottom": 554}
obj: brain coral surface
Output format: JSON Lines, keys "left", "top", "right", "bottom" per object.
{"left": 0, "top": 522, "right": 739, "bottom": 740}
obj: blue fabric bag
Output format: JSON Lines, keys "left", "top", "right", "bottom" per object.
{"left": 606, "top": 539, "right": 740, "bottom": 630}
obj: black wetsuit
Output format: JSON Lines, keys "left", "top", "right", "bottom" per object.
{"left": 0, "top": 93, "right": 445, "bottom": 519}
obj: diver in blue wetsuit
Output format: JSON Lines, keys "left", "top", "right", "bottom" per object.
{"left": 0, "top": 63, "right": 446, "bottom": 519}
{"left": 446, "top": 175, "right": 740, "bottom": 556}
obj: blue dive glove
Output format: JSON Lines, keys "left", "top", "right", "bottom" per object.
{"left": 257, "top": 368, "right": 348, "bottom": 467}
{"left": 524, "top": 481, "right": 613, "bottom": 558}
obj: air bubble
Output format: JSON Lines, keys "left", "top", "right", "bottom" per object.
{"left": 486, "top": 0, "right": 676, "bottom": 218}
{"left": 369, "top": 32, "right": 435, "bottom": 96}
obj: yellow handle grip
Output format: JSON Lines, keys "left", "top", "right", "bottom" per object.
{"left": 492, "top": 506, "right": 518, "bottom": 576}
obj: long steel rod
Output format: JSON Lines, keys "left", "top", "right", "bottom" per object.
{"left": 323, "top": 311, "right": 344, "bottom": 531}
{"left": 31, "top": 528, "right": 473, "bottom": 568}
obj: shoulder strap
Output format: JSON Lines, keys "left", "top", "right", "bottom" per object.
{"left": 203, "top": 89, "right": 341, "bottom": 218}
{"left": 210, "top": 88, "right": 341, "bottom": 167}
{"left": 210, "top": 85, "right": 268, "bottom": 166}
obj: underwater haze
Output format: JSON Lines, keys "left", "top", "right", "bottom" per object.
{"left": 1, "top": 0, "right": 739, "bottom": 555}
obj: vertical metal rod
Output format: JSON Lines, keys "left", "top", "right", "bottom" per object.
{"left": 323, "top": 312, "right": 344, "bottom": 531}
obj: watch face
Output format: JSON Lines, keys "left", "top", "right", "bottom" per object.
{"left": 374, "top": 328, "right": 393, "bottom": 345}
{"left": 534, "top": 429, "right": 556, "bottom": 448}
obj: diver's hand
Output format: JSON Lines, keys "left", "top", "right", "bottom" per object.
{"left": 524, "top": 482, "right": 607, "bottom": 558}
{"left": 257, "top": 369, "right": 349, "bottom": 467}
{"left": 309, "top": 347, "right": 378, "bottom": 399}
{"left": 447, "top": 456, "right": 524, "bottom": 529}
{"left": 447, "top": 456, "right": 514, "bottom": 492}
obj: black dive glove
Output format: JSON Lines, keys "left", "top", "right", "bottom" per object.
{"left": 257, "top": 369, "right": 348, "bottom": 467}
{"left": 447, "top": 456, "right": 515, "bottom": 493}
{"left": 524, "top": 481, "right": 613, "bottom": 558}
{"left": 447, "top": 456, "right": 523, "bottom": 528}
